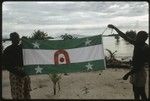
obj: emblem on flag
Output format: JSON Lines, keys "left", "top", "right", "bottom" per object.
{"left": 54, "top": 49, "right": 70, "bottom": 65}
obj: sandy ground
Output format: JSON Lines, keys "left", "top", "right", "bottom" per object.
{"left": 2, "top": 68, "right": 149, "bottom": 99}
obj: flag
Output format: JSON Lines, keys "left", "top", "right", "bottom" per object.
{"left": 22, "top": 35, "right": 106, "bottom": 75}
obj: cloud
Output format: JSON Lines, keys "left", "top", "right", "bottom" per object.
{"left": 2, "top": 1, "right": 149, "bottom": 37}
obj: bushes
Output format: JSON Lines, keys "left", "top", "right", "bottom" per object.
{"left": 105, "top": 49, "right": 130, "bottom": 69}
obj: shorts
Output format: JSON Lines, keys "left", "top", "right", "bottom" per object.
{"left": 130, "top": 69, "right": 147, "bottom": 87}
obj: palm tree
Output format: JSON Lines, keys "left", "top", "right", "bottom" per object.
{"left": 30, "top": 30, "right": 53, "bottom": 40}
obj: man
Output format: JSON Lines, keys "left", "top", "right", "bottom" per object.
{"left": 108, "top": 24, "right": 149, "bottom": 100}
{"left": 3, "top": 32, "right": 31, "bottom": 99}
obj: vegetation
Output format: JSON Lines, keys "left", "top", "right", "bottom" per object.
{"left": 30, "top": 30, "right": 53, "bottom": 40}
{"left": 60, "top": 33, "right": 78, "bottom": 40}
{"left": 105, "top": 49, "right": 117, "bottom": 60}
{"left": 105, "top": 49, "right": 130, "bottom": 68}
{"left": 48, "top": 74, "right": 62, "bottom": 95}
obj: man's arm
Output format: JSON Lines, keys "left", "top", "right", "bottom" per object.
{"left": 4, "top": 65, "right": 26, "bottom": 77}
{"left": 122, "top": 70, "right": 134, "bottom": 80}
{"left": 122, "top": 67, "right": 139, "bottom": 80}
{"left": 2, "top": 49, "right": 26, "bottom": 77}
{"left": 108, "top": 24, "right": 135, "bottom": 45}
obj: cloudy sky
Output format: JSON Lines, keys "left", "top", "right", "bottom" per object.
{"left": 2, "top": 1, "right": 149, "bottom": 38}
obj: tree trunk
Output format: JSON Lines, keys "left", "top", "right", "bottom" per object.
{"left": 58, "top": 81, "right": 60, "bottom": 91}
{"left": 53, "top": 83, "right": 56, "bottom": 95}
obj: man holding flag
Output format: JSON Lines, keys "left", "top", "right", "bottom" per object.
{"left": 108, "top": 24, "right": 148, "bottom": 100}
{"left": 3, "top": 32, "right": 31, "bottom": 99}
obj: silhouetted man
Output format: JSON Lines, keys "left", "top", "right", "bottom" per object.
{"left": 108, "top": 24, "right": 149, "bottom": 100}
{"left": 3, "top": 32, "right": 31, "bottom": 99}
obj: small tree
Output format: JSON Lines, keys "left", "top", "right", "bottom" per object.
{"left": 48, "top": 74, "right": 62, "bottom": 95}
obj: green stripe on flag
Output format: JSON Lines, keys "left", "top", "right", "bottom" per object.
{"left": 23, "top": 59, "right": 105, "bottom": 75}
{"left": 22, "top": 35, "right": 102, "bottom": 50}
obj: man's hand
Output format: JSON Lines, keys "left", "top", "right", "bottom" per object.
{"left": 19, "top": 70, "right": 27, "bottom": 77}
{"left": 107, "top": 24, "right": 116, "bottom": 29}
{"left": 122, "top": 73, "right": 129, "bottom": 80}
{"left": 15, "top": 67, "right": 27, "bottom": 77}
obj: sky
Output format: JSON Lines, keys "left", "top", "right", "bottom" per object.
{"left": 2, "top": 1, "right": 149, "bottom": 38}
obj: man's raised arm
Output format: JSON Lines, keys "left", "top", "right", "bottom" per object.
{"left": 107, "top": 24, "right": 135, "bottom": 45}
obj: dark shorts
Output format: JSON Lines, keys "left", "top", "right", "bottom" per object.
{"left": 130, "top": 69, "right": 147, "bottom": 87}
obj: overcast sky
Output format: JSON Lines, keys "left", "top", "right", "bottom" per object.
{"left": 2, "top": 1, "right": 149, "bottom": 38}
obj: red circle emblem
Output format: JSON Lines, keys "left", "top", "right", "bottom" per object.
{"left": 60, "top": 57, "right": 64, "bottom": 62}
